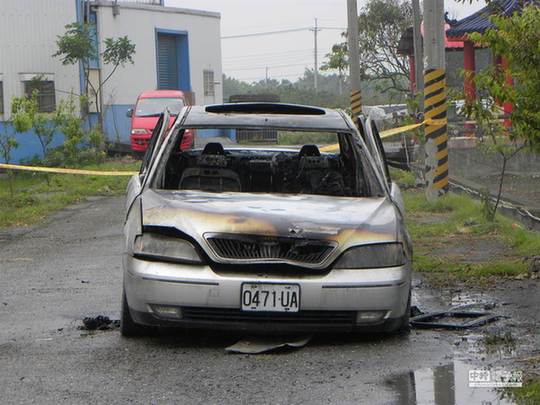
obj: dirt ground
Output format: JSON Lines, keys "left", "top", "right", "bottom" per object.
{"left": 0, "top": 197, "right": 539, "bottom": 404}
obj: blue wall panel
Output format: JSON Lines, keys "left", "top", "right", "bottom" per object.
{"left": 103, "top": 104, "right": 133, "bottom": 144}
{"left": 0, "top": 122, "right": 65, "bottom": 164}
{"left": 196, "top": 129, "right": 236, "bottom": 141}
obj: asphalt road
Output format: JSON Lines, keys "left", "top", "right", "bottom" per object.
{"left": 0, "top": 197, "right": 536, "bottom": 404}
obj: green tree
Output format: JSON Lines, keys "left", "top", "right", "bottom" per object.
{"left": 321, "top": 43, "right": 348, "bottom": 95}
{"left": 463, "top": 5, "right": 540, "bottom": 220}
{"left": 323, "top": 0, "right": 412, "bottom": 95}
{"left": 53, "top": 23, "right": 136, "bottom": 130}
{"left": 55, "top": 95, "right": 87, "bottom": 165}
{"left": 0, "top": 96, "right": 36, "bottom": 195}
{"left": 468, "top": 5, "right": 540, "bottom": 147}
{"left": 223, "top": 70, "right": 349, "bottom": 109}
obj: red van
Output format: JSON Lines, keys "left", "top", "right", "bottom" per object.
{"left": 128, "top": 90, "right": 193, "bottom": 152}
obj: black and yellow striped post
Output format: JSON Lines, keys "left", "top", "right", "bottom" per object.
{"left": 350, "top": 90, "right": 362, "bottom": 124}
{"left": 423, "top": 68, "right": 448, "bottom": 200}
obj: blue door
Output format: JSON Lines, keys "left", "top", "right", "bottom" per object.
{"left": 157, "top": 34, "right": 179, "bottom": 89}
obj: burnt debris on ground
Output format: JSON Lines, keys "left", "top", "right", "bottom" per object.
{"left": 80, "top": 315, "right": 120, "bottom": 331}
{"left": 410, "top": 304, "right": 501, "bottom": 330}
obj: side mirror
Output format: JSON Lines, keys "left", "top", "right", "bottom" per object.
{"left": 126, "top": 108, "right": 133, "bottom": 118}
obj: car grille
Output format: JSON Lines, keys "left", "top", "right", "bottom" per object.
{"left": 205, "top": 234, "right": 336, "bottom": 264}
{"left": 182, "top": 307, "right": 356, "bottom": 325}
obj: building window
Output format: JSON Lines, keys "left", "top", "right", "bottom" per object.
{"left": 204, "top": 70, "right": 215, "bottom": 97}
{"left": 0, "top": 81, "right": 3, "bottom": 115}
{"left": 24, "top": 80, "right": 56, "bottom": 112}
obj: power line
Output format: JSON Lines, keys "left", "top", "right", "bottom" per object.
{"left": 222, "top": 22, "right": 346, "bottom": 89}
{"left": 222, "top": 27, "right": 309, "bottom": 39}
{"left": 223, "top": 62, "right": 314, "bottom": 72}
{"left": 222, "top": 49, "right": 313, "bottom": 60}
{"left": 224, "top": 55, "right": 321, "bottom": 69}
{"left": 223, "top": 54, "right": 314, "bottom": 66}
{"left": 223, "top": 53, "right": 325, "bottom": 70}
{"left": 221, "top": 26, "right": 345, "bottom": 39}
{"left": 232, "top": 72, "right": 307, "bottom": 81}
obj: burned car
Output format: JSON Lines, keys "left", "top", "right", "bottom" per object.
{"left": 121, "top": 103, "right": 412, "bottom": 336}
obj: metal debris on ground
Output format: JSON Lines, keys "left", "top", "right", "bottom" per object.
{"left": 410, "top": 304, "right": 500, "bottom": 330}
{"left": 80, "top": 315, "right": 120, "bottom": 331}
{"left": 410, "top": 305, "right": 424, "bottom": 317}
{"left": 225, "top": 335, "right": 312, "bottom": 354}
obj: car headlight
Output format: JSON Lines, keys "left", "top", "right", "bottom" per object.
{"left": 133, "top": 233, "right": 203, "bottom": 264}
{"left": 131, "top": 128, "right": 150, "bottom": 135}
{"left": 334, "top": 243, "right": 405, "bottom": 269}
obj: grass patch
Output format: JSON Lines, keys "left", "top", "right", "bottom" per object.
{"left": 394, "top": 168, "right": 540, "bottom": 282}
{"left": 277, "top": 131, "right": 337, "bottom": 146}
{"left": 506, "top": 380, "right": 540, "bottom": 405}
{"left": 389, "top": 167, "right": 416, "bottom": 189}
{"left": 0, "top": 158, "right": 140, "bottom": 228}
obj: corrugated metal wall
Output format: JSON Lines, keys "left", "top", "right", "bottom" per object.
{"left": 0, "top": 0, "right": 80, "bottom": 119}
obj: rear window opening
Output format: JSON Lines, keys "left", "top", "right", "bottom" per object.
{"left": 152, "top": 128, "right": 384, "bottom": 198}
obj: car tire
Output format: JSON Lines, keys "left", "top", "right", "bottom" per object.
{"left": 120, "top": 289, "right": 149, "bottom": 337}
{"left": 396, "top": 289, "right": 412, "bottom": 334}
{"left": 380, "top": 289, "right": 411, "bottom": 335}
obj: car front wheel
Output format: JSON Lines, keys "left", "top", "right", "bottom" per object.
{"left": 120, "top": 289, "right": 150, "bottom": 337}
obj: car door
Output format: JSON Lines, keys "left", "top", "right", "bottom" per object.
{"left": 364, "top": 117, "right": 405, "bottom": 214}
{"left": 125, "top": 110, "right": 169, "bottom": 213}
{"left": 364, "top": 117, "right": 390, "bottom": 184}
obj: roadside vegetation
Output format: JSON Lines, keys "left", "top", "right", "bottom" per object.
{"left": 0, "top": 88, "right": 139, "bottom": 230}
{"left": 0, "top": 158, "right": 139, "bottom": 228}
{"left": 392, "top": 168, "right": 540, "bottom": 285}
{"left": 0, "top": 19, "right": 138, "bottom": 230}
{"left": 509, "top": 379, "right": 540, "bottom": 405}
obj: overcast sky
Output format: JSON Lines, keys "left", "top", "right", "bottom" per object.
{"left": 166, "top": 0, "right": 486, "bottom": 82}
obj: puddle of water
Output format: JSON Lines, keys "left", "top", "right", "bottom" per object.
{"left": 387, "top": 359, "right": 517, "bottom": 405}
{"left": 442, "top": 291, "right": 495, "bottom": 308}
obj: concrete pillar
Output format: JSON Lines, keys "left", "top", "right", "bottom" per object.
{"left": 423, "top": 0, "right": 448, "bottom": 200}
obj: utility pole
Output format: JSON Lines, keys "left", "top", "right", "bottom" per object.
{"left": 265, "top": 66, "right": 269, "bottom": 86}
{"left": 423, "top": 0, "right": 448, "bottom": 200}
{"left": 412, "top": 0, "right": 423, "bottom": 112}
{"left": 347, "top": 0, "right": 362, "bottom": 121}
{"left": 310, "top": 18, "right": 321, "bottom": 91}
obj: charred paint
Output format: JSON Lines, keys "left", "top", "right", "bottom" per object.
{"left": 141, "top": 189, "right": 398, "bottom": 268}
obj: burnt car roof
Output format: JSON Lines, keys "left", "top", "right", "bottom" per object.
{"left": 181, "top": 103, "right": 354, "bottom": 131}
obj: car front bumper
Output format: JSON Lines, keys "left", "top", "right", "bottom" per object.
{"left": 130, "top": 134, "right": 150, "bottom": 152}
{"left": 123, "top": 255, "right": 411, "bottom": 333}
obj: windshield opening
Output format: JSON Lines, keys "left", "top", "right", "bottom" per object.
{"left": 135, "top": 97, "right": 185, "bottom": 117}
{"left": 150, "top": 127, "right": 384, "bottom": 198}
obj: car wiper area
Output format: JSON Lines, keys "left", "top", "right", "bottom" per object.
{"left": 136, "top": 113, "right": 162, "bottom": 117}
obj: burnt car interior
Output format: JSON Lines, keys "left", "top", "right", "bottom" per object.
{"left": 154, "top": 128, "right": 382, "bottom": 198}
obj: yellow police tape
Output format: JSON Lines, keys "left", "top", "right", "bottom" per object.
{"left": 0, "top": 163, "right": 137, "bottom": 176}
{"left": 1, "top": 118, "right": 448, "bottom": 175}
{"left": 320, "top": 118, "right": 447, "bottom": 152}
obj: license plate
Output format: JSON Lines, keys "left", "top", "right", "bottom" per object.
{"left": 241, "top": 283, "right": 300, "bottom": 312}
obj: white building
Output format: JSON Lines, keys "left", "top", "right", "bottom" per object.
{"left": 0, "top": 0, "right": 222, "bottom": 161}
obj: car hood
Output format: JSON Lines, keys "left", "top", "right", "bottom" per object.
{"left": 141, "top": 190, "right": 399, "bottom": 257}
